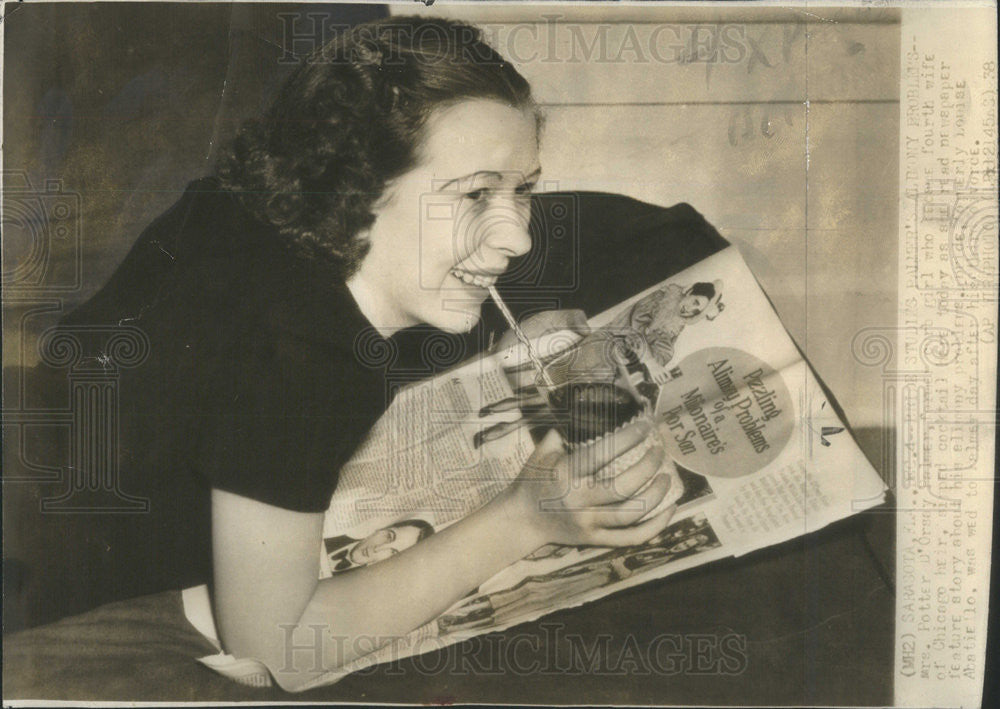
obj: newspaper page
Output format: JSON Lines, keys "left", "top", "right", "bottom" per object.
{"left": 2, "top": 1, "right": 996, "bottom": 707}
{"left": 202, "top": 244, "right": 883, "bottom": 690}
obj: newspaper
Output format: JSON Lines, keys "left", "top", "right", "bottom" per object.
{"left": 196, "top": 245, "right": 887, "bottom": 689}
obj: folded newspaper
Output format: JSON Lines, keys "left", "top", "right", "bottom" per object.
{"left": 186, "top": 245, "right": 888, "bottom": 689}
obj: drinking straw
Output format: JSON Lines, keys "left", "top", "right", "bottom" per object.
{"left": 487, "top": 285, "right": 555, "bottom": 387}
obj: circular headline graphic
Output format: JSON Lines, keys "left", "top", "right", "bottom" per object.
{"left": 655, "top": 347, "right": 794, "bottom": 478}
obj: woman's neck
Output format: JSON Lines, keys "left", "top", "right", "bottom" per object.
{"left": 345, "top": 271, "right": 404, "bottom": 339}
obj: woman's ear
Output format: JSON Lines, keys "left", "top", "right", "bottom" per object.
{"left": 352, "top": 226, "right": 372, "bottom": 252}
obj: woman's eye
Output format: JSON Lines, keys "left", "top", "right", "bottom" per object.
{"left": 515, "top": 182, "right": 536, "bottom": 196}
{"left": 465, "top": 188, "right": 488, "bottom": 202}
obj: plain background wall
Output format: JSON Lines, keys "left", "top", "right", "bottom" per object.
{"left": 4, "top": 3, "right": 898, "bottom": 470}
{"left": 393, "top": 3, "right": 900, "bottom": 463}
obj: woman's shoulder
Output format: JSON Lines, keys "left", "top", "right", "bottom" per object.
{"left": 61, "top": 173, "right": 388, "bottom": 384}
{"left": 62, "top": 177, "right": 271, "bottom": 325}
{"left": 63, "top": 177, "right": 368, "bottom": 343}
{"left": 126, "top": 176, "right": 266, "bottom": 262}
{"left": 151, "top": 176, "right": 278, "bottom": 261}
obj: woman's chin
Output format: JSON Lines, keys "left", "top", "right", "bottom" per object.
{"left": 434, "top": 309, "right": 481, "bottom": 334}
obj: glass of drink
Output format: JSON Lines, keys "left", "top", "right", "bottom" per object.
{"left": 535, "top": 330, "right": 675, "bottom": 514}
{"left": 536, "top": 331, "right": 652, "bottom": 446}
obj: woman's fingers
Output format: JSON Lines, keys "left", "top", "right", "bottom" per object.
{"left": 513, "top": 421, "right": 680, "bottom": 549}
{"left": 478, "top": 390, "right": 547, "bottom": 418}
{"left": 620, "top": 502, "right": 678, "bottom": 545}
{"left": 570, "top": 419, "right": 652, "bottom": 477}
{"left": 597, "top": 473, "right": 672, "bottom": 527}
{"left": 519, "top": 309, "right": 589, "bottom": 340}
{"left": 590, "top": 445, "right": 668, "bottom": 505}
{"left": 517, "top": 391, "right": 547, "bottom": 409}
{"left": 589, "top": 503, "right": 678, "bottom": 548}
{"left": 572, "top": 444, "right": 663, "bottom": 507}
{"left": 479, "top": 396, "right": 520, "bottom": 416}
{"left": 495, "top": 309, "right": 589, "bottom": 352}
{"left": 524, "top": 428, "right": 566, "bottom": 469}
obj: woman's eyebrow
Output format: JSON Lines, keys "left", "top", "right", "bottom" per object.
{"left": 435, "top": 171, "right": 503, "bottom": 191}
{"left": 435, "top": 167, "right": 542, "bottom": 191}
{"left": 519, "top": 167, "right": 542, "bottom": 185}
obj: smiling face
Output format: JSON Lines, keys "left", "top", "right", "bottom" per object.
{"left": 347, "top": 523, "right": 425, "bottom": 566}
{"left": 347, "top": 100, "right": 540, "bottom": 335}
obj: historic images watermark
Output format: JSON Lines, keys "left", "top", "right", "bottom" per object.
{"left": 277, "top": 14, "right": 765, "bottom": 67}
{"left": 3, "top": 171, "right": 150, "bottom": 512}
{"left": 2, "top": 171, "right": 82, "bottom": 294}
{"left": 277, "top": 622, "right": 748, "bottom": 678}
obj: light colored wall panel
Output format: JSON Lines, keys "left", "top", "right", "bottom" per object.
{"left": 806, "top": 103, "right": 898, "bottom": 238}
{"left": 487, "top": 23, "right": 808, "bottom": 105}
{"left": 802, "top": 103, "right": 899, "bottom": 430}
{"left": 807, "top": 22, "right": 900, "bottom": 102}
{"left": 394, "top": 5, "right": 899, "bottom": 104}
{"left": 538, "top": 103, "right": 807, "bottom": 232}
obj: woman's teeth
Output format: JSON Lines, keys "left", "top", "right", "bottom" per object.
{"left": 451, "top": 268, "right": 497, "bottom": 289}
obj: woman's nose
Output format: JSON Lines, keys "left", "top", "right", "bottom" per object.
{"left": 482, "top": 212, "right": 532, "bottom": 259}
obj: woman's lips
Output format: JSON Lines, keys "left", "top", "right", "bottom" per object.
{"left": 450, "top": 267, "right": 498, "bottom": 289}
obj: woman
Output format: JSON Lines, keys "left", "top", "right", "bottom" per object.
{"left": 58, "top": 17, "right": 676, "bottom": 690}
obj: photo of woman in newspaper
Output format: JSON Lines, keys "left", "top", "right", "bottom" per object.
{"left": 610, "top": 280, "right": 726, "bottom": 369}
{"left": 324, "top": 519, "right": 435, "bottom": 573}
{"left": 437, "top": 513, "right": 720, "bottom": 636}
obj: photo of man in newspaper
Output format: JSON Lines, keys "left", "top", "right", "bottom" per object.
{"left": 324, "top": 518, "right": 435, "bottom": 573}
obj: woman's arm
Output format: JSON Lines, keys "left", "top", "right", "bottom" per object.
{"left": 212, "top": 421, "right": 675, "bottom": 691}
{"left": 212, "top": 483, "right": 538, "bottom": 691}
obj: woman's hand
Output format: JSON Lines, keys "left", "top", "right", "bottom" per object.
{"left": 506, "top": 421, "right": 677, "bottom": 549}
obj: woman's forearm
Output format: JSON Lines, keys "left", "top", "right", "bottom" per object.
{"left": 214, "top": 422, "right": 668, "bottom": 691}
{"left": 271, "top": 485, "right": 545, "bottom": 689}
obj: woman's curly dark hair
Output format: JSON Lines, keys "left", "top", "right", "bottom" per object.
{"left": 216, "top": 16, "right": 538, "bottom": 279}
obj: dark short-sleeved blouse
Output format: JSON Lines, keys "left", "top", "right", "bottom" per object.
{"left": 56, "top": 177, "right": 451, "bottom": 609}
